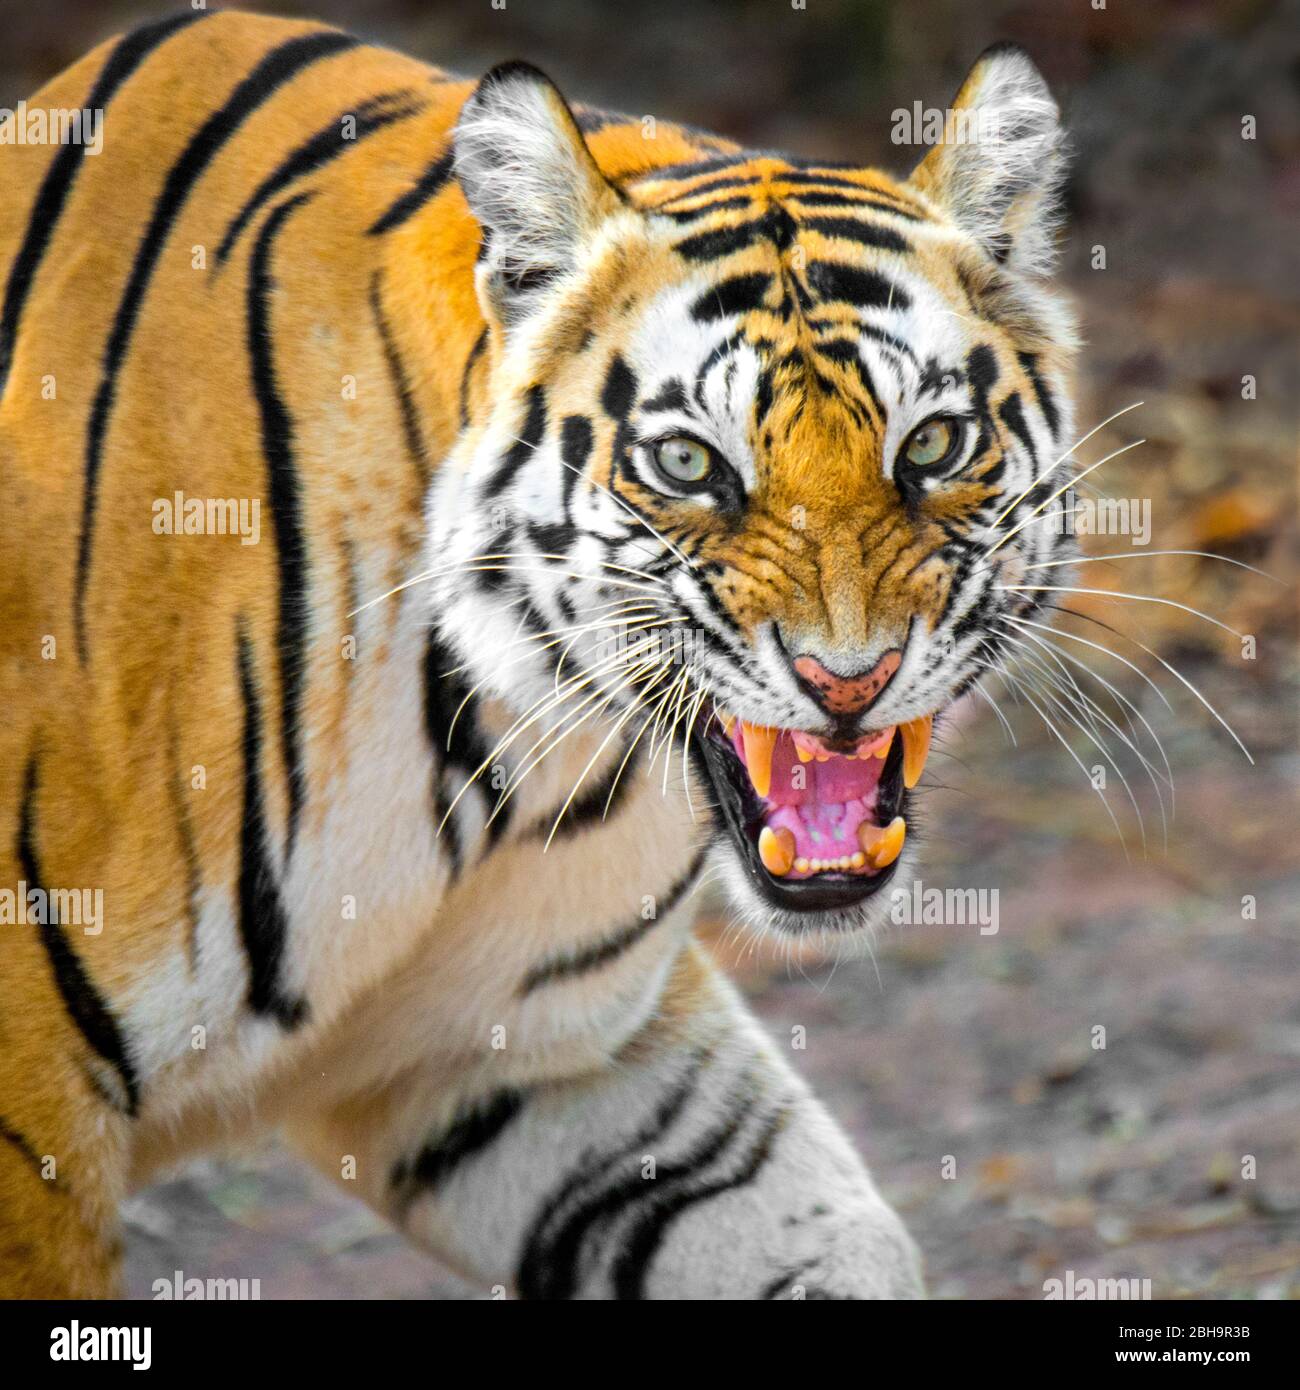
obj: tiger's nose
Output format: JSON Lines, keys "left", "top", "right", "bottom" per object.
{"left": 792, "top": 650, "right": 902, "bottom": 717}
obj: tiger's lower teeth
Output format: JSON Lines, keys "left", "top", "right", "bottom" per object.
{"left": 761, "top": 814, "right": 906, "bottom": 878}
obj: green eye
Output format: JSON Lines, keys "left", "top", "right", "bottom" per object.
{"left": 902, "top": 418, "right": 961, "bottom": 469}
{"left": 653, "top": 436, "right": 712, "bottom": 485}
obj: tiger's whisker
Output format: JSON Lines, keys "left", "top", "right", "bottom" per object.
{"left": 983, "top": 398, "right": 1145, "bottom": 535}
{"left": 986, "top": 438, "right": 1146, "bottom": 556}
{"left": 996, "top": 584, "right": 1246, "bottom": 640}
{"left": 1048, "top": 605, "right": 1254, "bottom": 764}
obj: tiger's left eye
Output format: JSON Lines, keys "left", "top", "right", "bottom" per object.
{"left": 653, "top": 436, "right": 712, "bottom": 485}
{"left": 901, "top": 418, "right": 961, "bottom": 470}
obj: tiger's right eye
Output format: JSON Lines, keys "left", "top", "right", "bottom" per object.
{"left": 653, "top": 436, "right": 713, "bottom": 486}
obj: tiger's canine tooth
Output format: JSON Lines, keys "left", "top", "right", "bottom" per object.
{"left": 858, "top": 815, "right": 905, "bottom": 869}
{"left": 900, "top": 715, "right": 933, "bottom": 787}
{"left": 720, "top": 711, "right": 736, "bottom": 736}
{"left": 758, "top": 825, "right": 796, "bottom": 876}
{"left": 740, "top": 721, "right": 777, "bottom": 798}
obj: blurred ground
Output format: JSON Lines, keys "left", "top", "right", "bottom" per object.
{"left": 6, "top": 0, "right": 1295, "bottom": 1298}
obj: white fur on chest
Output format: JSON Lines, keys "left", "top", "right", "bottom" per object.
{"left": 123, "top": 588, "right": 709, "bottom": 1136}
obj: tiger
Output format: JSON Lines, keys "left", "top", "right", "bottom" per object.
{"left": 0, "top": 9, "right": 1079, "bottom": 1299}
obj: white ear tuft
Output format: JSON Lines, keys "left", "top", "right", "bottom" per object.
{"left": 453, "top": 62, "right": 622, "bottom": 325}
{"left": 909, "top": 44, "right": 1067, "bottom": 277}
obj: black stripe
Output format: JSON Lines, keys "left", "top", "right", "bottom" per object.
{"left": 573, "top": 106, "right": 620, "bottom": 135}
{"left": 805, "top": 260, "right": 910, "bottom": 312}
{"left": 692, "top": 330, "right": 744, "bottom": 411}
{"left": 780, "top": 169, "right": 922, "bottom": 206}
{"left": 367, "top": 149, "right": 454, "bottom": 235}
{"left": 558, "top": 413, "right": 593, "bottom": 521}
{"left": 800, "top": 215, "right": 911, "bottom": 255}
{"left": 611, "top": 1103, "right": 786, "bottom": 1298}
{"left": 217, "top": 89, "right": 424, "bottom": 265}
{"left": 458, "top": 325, "right": 489, "bottom": 429}
{"left": 857, "top": 322, "right": 920, "bottom": 369}
{"left": 390, "top": 1089, "right": 525, "bottom": 1205}
{"left": 482, "top": 384, "right": 547, "bottom": 499}
{"left": 247, "top": 191, "right": 315, "bottom": 851}
{"left": 965, "top": 343, "right": 999, "bottom": 417}
{"left": 998, "top": 389, "right": 1037, "bottom": 471}
{"left": 814, "top": 338, "right": 885, "bottom": 421}
{"left": 518, "top": 849, "right": 705, "bottom": 996}
{"left": 236, "top": 623, "right": 309, "bottom": 1029}
{"left": 600, "top": 353, "right": 638, "bottom": 420}
{"left": 687, "top": 565, "right": 757, "bottom": 660}
{"left": 0, "top": 11, "right": 207, "bottom": 400}
{"left": 672, "top": 221, "right": 762, "bottom": 262}
{"left": 421, "top": 633, "right": 462, "bottom": 875}
{"left": 516, "top": 1049, "right": 708, "bottom": 1299}
{"left": 18, "top": 755, "right": 140, "bottom": 1114}
{"left": 639, "top": 379, "right": 687, "bottom": 414}
{"left": 632, "top": 156, "right": 750, "bottom": 187}
{"left": 525, "top": 518, "right": 576, "bottom": 554}
{"left": 0, "top": 1116, "right": 49, "bottom": 1182}
{"left": 657, "top": 173, "right": 761, "bottom": 203}
{"left": 690, "top": 272, "right": 772, "bottom": 322}
{"left": 659, "top": 194, "right": 753, "bottom": 224}
{"left": 787, "top": 189, "right": 924, "bottom": 222}
{"left": 1017, "top": 350, "right": 1061, "bottom": 438}
{"left": 534, "top": 741, "right": 641, "bottom": 841}
{"left": 422, "top": 628, "right": 512, "bottom": 855}
{"left": 369, "top": 270, "right": 431, "bottom": 490}
{"left": 949, "top": 567, "right": 992, "bottom": 640}
{"left": 74, "top": 28, "right": 356, "bottom": 662}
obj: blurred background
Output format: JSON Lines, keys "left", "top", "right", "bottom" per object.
{"left": 5, "top": 0, "right": 1296, "bottom": 1298}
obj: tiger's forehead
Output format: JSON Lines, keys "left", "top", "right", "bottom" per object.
{"left": 587, "top": 158, "right": 993, "bottom": 471}
{"left": 624, "top": 154, "right": 931, "bottom": 221}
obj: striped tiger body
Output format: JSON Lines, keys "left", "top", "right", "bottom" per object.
{"left": 0, "top": 10, "right": 1077, "bottom": 1297}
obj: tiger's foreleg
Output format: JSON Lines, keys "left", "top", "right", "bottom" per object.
{"left": 287, "top": 946, "right": 922, "bottom": 1300}
{"left": 0, "top": 1051, "right": 129, "bottom": 1297}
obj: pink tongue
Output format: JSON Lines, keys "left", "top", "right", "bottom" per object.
{"left": 736, "top": 728, "right": 886, "bottom": 807}
{"left": 768, "top": 797, "right": 874, "bottom": 865}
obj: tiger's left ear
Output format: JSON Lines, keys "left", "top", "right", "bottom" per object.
{"left": 908, "top": 44, "right": 1066, "bottom": 278}
{"left": 454, "top": 61, "right": 624, "bottom": 327}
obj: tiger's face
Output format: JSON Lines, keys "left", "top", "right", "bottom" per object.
{"left": 433, "top": 46, "right": 1077, "bottom": 935}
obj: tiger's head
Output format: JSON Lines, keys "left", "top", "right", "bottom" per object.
{"left": 430, "top": 45, "right": 1078, "bottom": 937}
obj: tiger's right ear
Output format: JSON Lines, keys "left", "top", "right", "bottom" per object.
{"left": 453, "top": 62, "right": 624, "bottom": 327}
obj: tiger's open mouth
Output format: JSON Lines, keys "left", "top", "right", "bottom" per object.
{"left": 693, "top": 710, "right": 933, "bottom": 915}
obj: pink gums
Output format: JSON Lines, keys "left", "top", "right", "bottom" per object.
{"left": 731, "top": 726, "right": 888, "bottom": 877}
